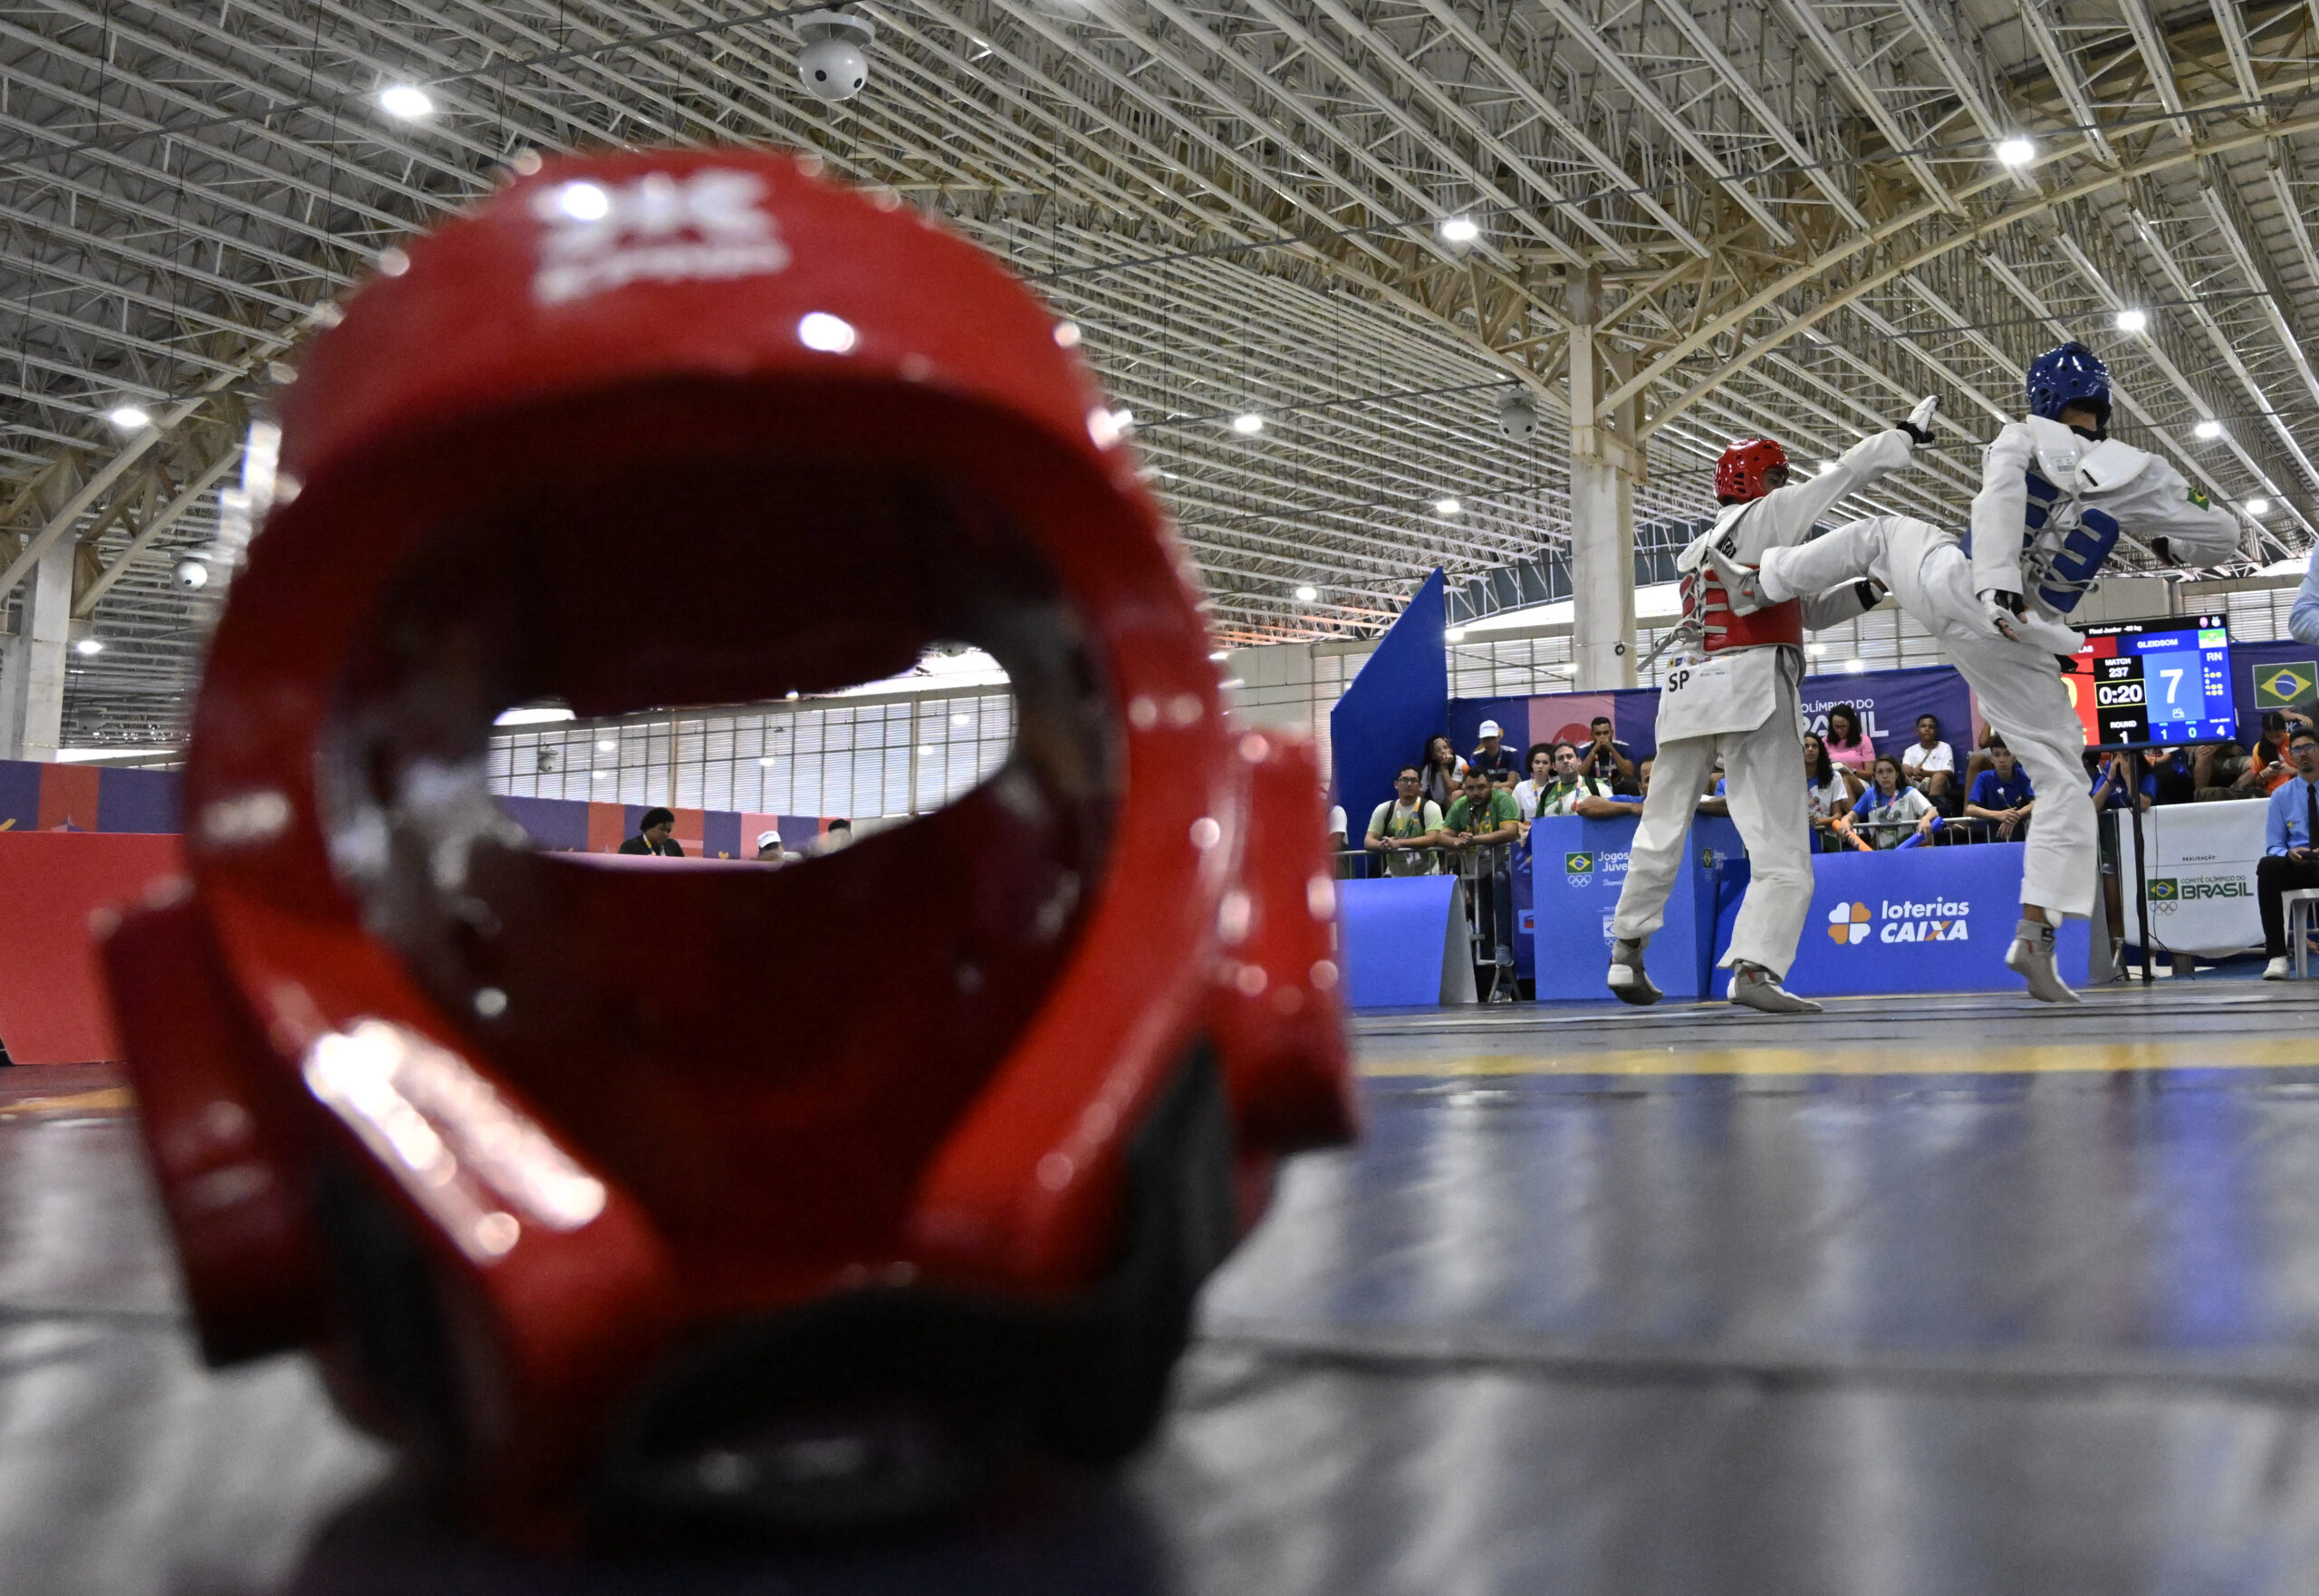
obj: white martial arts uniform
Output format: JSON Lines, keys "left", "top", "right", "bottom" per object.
{"left": 1760, "top": 423, "right": 2238, "bottom": 919}
{"left": 1610, "top": 428, "right": 1918, "bottom": 976}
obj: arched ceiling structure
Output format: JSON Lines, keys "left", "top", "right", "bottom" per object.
{"left": 3, "top": 0, "right": 2316, "bottom": 740}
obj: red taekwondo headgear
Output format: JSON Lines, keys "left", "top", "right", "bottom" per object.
{"left": 101, "top": 149, "right": 1354, "bottom": 1545}
{"left": 1714, "top": 437, "right": 1789, "bottom": 502}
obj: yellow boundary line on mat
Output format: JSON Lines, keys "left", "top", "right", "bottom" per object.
{"left": 1361, "top": 1037, "right": 2319, "bottom": 1079}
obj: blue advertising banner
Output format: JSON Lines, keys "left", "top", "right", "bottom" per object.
{"left": 1781, "top": 841, "right": 2091, "bottom": 996}
{"left": 1522, "top": 812, "right": 1742, "bottom": 1001}
{"left": 1795, "top": 666, "right": 1973, "bottom": 760}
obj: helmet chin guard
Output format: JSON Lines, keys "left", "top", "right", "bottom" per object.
{"left": 101, "top": 149, "right": 1353, "bottom": 1543}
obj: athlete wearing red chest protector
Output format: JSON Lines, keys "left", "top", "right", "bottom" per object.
{"left": 1605, "top": 398, "right": 1939, "bottom": 1013}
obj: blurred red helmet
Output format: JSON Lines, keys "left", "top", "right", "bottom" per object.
{"left": 1715, "top": 438, "right": 1789, "bottom": 502}
{"left": 101, "top": 148, "right": 1353, "bottom": 1544}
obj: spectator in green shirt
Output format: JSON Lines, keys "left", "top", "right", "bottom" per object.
{"left": 1444, "top": 767, "right": 1522, "bottom": 999}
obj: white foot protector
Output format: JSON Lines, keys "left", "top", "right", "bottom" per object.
{"left": 2006, "top": 917, "right": 2082, "bottom": 1003}
{"left": 1727, "top": 961, "right": 1823, "bottom": 1014}
{"left": 1607, "top": 939, "right": 1661, "bottom": 1006}
{"left": 2264, "top": 957, "right": 2291, "bottom": 981}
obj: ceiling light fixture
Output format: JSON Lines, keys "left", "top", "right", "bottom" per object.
{"left": 379, "top": 84, "right": 436, "bottom": 120}
{"left": 1439, "top": 216, "right": 1479, "bottom": 244}
{"left": 1434, "top": 497, "right": 1462, "bottom": 515}
{"left": 1230, "top": 413, "right": 1264, "bottom": 435}
{"left": 1994, "top": 137, "right": 2035, "bottom": 167}
{"left": 2194, "top": 418, "right": 2224, "bottom": 439}
{"left": 107, "top": 405, "right": 151, "bottom": 429}
{"left": 74, "top": 639, "right": 104, "bottom": 656}
{"left": 1294, "top": 584, "right": 1318, "bottom": 602}
{"left": 2113, "top": 308, "right": 2149, "bottom": 333}
{"left": 2247, "top": 496, "right": 2272, "bottom": 515}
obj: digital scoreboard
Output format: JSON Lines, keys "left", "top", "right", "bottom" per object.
{"left": 2067, "top": 612, "right": 2237, "bottom": 750}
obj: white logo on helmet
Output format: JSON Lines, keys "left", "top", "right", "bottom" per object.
{"left": 531, "top": 169, "right": 793, "bottom": 306}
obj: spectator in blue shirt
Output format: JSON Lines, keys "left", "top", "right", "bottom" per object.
{"left": 2259, "top": 725, "right": 2319, "bottom": 978}
{"left": 2088, "top": 749, "right": 2154, "bottom": 812}
{"left": 1965, "top": 738, "right": 2036, "bottom": 840}
{"left": 2293, "top": 539, "right": 2319, "bottom": 647}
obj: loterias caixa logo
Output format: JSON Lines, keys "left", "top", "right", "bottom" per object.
{"left": 1830, "top": 897, "right": 1973, "bottom": 946}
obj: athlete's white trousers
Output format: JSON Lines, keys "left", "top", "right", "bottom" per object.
{"left": 1760, "top": 515, "right": 2096, "bottom": 919}
{"left": 1610, "top": 661, "right": 1814, "bottom": 978}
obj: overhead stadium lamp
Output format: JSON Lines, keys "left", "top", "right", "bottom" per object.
{"left": 1434, "top": 497, "right": 1462, "bottom": 515}
{"left": 2113, "top": 308, "right": 2148, "bottom": 333}
{"left": 379, "top": 84, "right": 436, "bottom": 120}
{"left": 1294, "top": 584, "right": 1318, "bottom": 602}
{"left": 1230, "top": 413, "right": 1264, "bottom": 435}
{"left": 74, "top": 638, "right": 103, "bottom": 656}
{"left": 1445, "top": 627, "right": 1467, "bottom": 642}
{"left": 2247, "top": 496, "right": 2272, "bottom": 515}
{"left": 1439, "top": 216, "right": 1480, "bottom": 244}
{"left": 2194, "top": 418, "right": 2224, "bottom": 439}
{"left": 107, "top": 405, "right": 151, "bottom": 429}
{"left": 1994, "top": 137, "right": 2035, "bottom": 168}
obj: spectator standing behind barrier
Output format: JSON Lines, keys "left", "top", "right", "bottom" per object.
{"left": 2089, "top": 749, "right": 2153, "bottom": 812}
{"left": 814, "top": 818, "right": 855, "bottom": 856}
{"left": 1900, "top": 715, "right": 1955, "bottom": 808}
{"left": 2142, "top": 746, "right": 2197, "bottom": 806}
{"left": 1823, "top": 703, "right": 1876, "bottom": 777}
{"left": 1582, "top": 716, "right": 1638, "bottom": 791}
{"left": 1366, "top": 766, "right": 1444, "bottom": 876}
{"left": 1845, "top": 755, "right": 1935, "bottom": 849}
{"left": 1966, "top": 740, "right": 2036, "bottom": 840}
{"left": 1468, "top": 719, "right": 1522, "bottom": 784}
{"left": 620, "top": 807, "right": 684, "bottom": 856}
{"left": 2258, "top": 726, "right": 2319, "bottom": 979}
{"left": 1802, "top": 733, "right": 1854, "bottom": 847}
{"left": 1419, "top": 735, "right": 1467, "bottom": 812}
{"left": 1443, "top": 766, "right": 1522, "bottom": 999}
{"left": 2294, "top": 537, "right": 2319, "bottom": 647}
{"left": 1528, "top": 743, "right": 1632, "bottom": 822}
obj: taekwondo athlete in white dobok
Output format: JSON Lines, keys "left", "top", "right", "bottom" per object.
{"left": 1719, "top": 341, "right": 2242, "bottom": 1003}
{"left": 1604, "top": 397, "right": 1939, "bottom": 1015}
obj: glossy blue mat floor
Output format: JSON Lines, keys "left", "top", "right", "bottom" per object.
{"left": 11, "top": 982, "right": 2319, "bottom": 1594}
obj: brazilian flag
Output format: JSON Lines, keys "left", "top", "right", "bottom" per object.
{"left": 2256, "top": 660, "right": 2317, "bottom": 712}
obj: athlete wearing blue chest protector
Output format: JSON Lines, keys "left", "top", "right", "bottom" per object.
{"left": 1729, "top": 342, "right": 2240, "bottom": 1004}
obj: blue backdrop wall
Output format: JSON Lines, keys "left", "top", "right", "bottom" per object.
{"left": 1332, "top": 569, "right": 1448, "bottom": 818}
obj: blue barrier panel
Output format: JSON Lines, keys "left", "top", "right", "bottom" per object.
{"left": 1784, "top": 841, "right": 2090, "bottom": 995}
{"left": 1524, "top": 813, "right": 1742, "bottom": 1001}
{"left": 1340, "top": 874, "right": 1464, "bottom": 1009}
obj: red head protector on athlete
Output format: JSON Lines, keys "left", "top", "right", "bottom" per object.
{"left": 1714, "top": 438, "right": 1788, "bottom": 503}
{"left": 100, "top": 149, "right": 1353, "bottom": 1543}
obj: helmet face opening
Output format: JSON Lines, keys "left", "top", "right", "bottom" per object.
{"left": 316, "top": 426, "right": 1117, "bottom": 1295}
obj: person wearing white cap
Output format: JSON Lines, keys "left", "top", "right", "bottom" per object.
{"left": 755, "top": 829, "right": 790, "bottom": 867}
{"left": 1468, "top": 718, "right": 1520, "bottom": 785}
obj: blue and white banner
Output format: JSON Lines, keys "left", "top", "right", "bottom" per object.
{"left": 1522, "top": 813, "right": 1742, "bottom": 1001}
{"left": 1781, "top": 842, "right": 2090, "bottom": 995}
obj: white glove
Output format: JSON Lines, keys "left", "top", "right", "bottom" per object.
{"left": 1899, "top": 393, "right": 1939, "bottom": 444}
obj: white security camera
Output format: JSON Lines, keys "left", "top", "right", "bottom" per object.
{"left": 794, "top": 11, "right": 873, "bottom": 102}
{"left": 1497, "top": 391, "right": 1539, "bottom": 441}
{"left": 174, "top": 558, "right": 208, "bottom": 590}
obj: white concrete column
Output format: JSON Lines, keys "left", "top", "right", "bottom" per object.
{"left": 1566, "top": 272, "right": 1641, "bottom": 690}
{"left": 2, "top": 534, "right": 73, "bottom": 762}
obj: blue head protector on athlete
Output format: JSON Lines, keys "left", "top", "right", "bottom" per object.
{"left": 2025, "top": 341, "right": 2111, "bottom": 435}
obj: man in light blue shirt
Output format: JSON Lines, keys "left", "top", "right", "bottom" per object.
{"left": 2294, "top": 540, "right": 2319, "bottom": 647}
{"left": 2259, "top": 724, "right": 2319, "bottom": 978}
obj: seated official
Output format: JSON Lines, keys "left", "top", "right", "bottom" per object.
{"left": 1841, "top": 755, "right": 1936, "bottom": 850}
{"left": 1519, "top": 742, "right": 1633, "bottom": 825}
{"left": 620, "top": 806, "right": 685, "bottom": 856}
{"left": 1964, "top": 739, "right": 2035, "bottom": 841}
{"left": 1365, "top": 765, "right": 1445, "bottom": 876}
{"left": 1900, "top": 714, "right": 1956, "bottom": 809}
{"left": 2258, "top": 725, "right": 2319, "bottom": 980}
